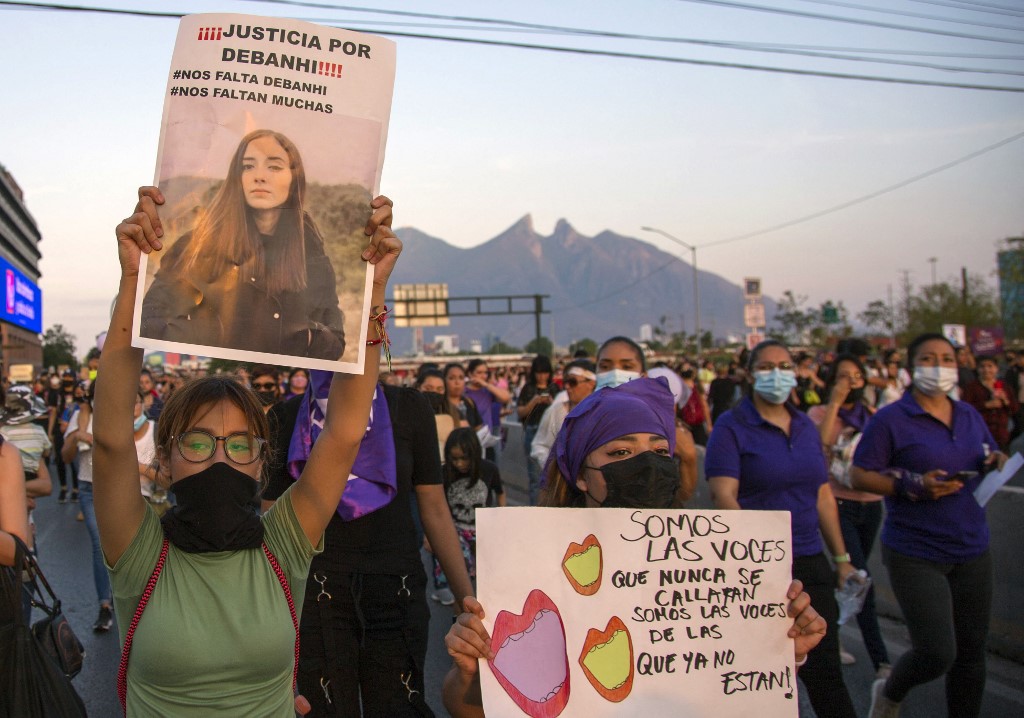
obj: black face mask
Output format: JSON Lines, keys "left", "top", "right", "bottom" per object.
{"left": 585, "top": 452, "right": 680, "bottom": 509}
{"left": 161, "top": 462, "right": 264, "bottom": 553}
{"left": 255, "top": 390, "right": 278, "bottom": 407}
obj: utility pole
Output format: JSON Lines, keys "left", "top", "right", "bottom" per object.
{"left": 928, "top": 257, "right": 937, "bottom": 286}
{"left": 641, "top": 227, "right": 703, "bottom": 357}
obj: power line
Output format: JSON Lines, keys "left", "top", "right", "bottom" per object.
{"left": 554, "top": 128, "right": 1024, "bottom": 311}
{"left": 343, "top": 29, "right": 1024, "bottom": 90}
{"left": 233, "top": 0, "right": 1024, "bottom": 61}
{"left": 914, "top": 0, "right": 1024, "bottom": 17}
{"left": 792, "top": 0, "right": 1024, "bottom": 32}
{"left": 699, "top": 128, "right": 1024, "bottom": 249}
{"left": 674, "top": 0, "right": 1024, "bottom": 45}
{"left": 3, "top": 1, "right": 1023, "bottom": 91}
{"left": 249, "top": 0, "right": 1024, "bottom": 78}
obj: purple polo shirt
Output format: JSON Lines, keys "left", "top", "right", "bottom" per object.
{"left": 704, "top": 397, "right": 827, "bottom": 558}
{"left": 853, "top": 391, "right": 994, "bottom": 563}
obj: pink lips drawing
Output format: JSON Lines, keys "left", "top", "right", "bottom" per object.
{"left": 488, "top": 589, "right": 570, "bottom": 717}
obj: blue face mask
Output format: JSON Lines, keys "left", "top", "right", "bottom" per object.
{"left": 753, "top": 369, "right": 797, "bottom": 405}
{"left": 595, "top": 369, "right": 642, "bottom": 391}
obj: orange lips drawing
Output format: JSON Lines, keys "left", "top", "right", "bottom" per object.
{"left": 488, "top": 589, "right": 570, "bottom": 717}
{"left": 578, "top": 616, "right": 635, "bottom": 702}
{"left": 561, "top": 534, "right": 602, "bottom": 596}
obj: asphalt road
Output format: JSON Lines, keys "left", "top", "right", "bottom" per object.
{"left": 29, "top": 449, "right": 1024, "bottom": 717}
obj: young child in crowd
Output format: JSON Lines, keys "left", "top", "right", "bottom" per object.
{"left": 431, "top": 428, "right": 505, "bottom": 605}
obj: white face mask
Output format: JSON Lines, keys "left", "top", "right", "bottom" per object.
{"left": 913, "top": 366, "right": 958, "bottom": 396}
{"left": 595, "top": 369, "right": 641, "bottom": 391}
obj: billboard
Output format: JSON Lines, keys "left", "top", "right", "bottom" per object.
{"left": 0, "top": 255, "right": 42, "bottom": 334}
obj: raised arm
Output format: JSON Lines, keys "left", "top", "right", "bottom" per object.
{"left": 93, "top": 186, "right": 166, "bottom": 565}
{"left": 288, "top": 196, "right": 400, "bottom": 546}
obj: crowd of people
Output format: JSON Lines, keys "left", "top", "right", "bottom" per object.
{"left": 0, "top": 186, "right": 1017, "bottom": 716}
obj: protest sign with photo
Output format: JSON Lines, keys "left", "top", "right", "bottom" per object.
{"left": 475, "top": 507, "right": 797, "bottom": 717}
{"left": 132, "top": 13, "right": 396, "bottom": 373}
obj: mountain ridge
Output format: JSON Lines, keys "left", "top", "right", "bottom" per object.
{"left": 388, "top": 218, "right": 774, "bottom": 350}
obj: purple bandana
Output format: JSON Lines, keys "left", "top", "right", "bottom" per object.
{"left": 287, "top": 370, "right": 397, "bottom": 521}
{"left": 552, "top": 377, "right": 676, "bottom": 488}
{"left": 837, "top": 401, "right": 870, "bottom": 433}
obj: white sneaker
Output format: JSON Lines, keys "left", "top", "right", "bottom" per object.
{"left": 868, "top": 678, "right": 900, "bottom": 718}
{"left": 431, "top": 587, "right": 455, "bottom": 606}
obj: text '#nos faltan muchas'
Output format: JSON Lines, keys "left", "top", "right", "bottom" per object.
{"left": 616, "top": 511, "right": 794, "bottom": 698}
{"left": 167, "top": 23, "right": 377, "bottom": 114}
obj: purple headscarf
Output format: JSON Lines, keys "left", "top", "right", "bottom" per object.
{"left": 287, "top": 370, "right": 397, "bottom": 521}
{"left": 551, "top": 377, "right": 676, "bottom": 488}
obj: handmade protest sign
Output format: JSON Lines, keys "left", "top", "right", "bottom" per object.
{"left": 475, "top": 508, "right": 796, "bottom": 717}
{"left": 132, "top": 14, "right": 395, "bottom": 373}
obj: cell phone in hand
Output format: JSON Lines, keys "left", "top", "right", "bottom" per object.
{"left": 948, "top": 470, "right": 979, "bottom": 482}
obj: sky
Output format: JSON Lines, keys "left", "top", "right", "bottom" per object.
{"left": 1, "top": 0, "right": 1022, "bottom": 354}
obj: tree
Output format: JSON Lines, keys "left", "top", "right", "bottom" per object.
{"left": 771, "top": 291, "right": 815, "bottom": 345}
{"left": 900, "top": 275, "right": 999, "bottom": 342}
{"left": 42, "top": 324, "right": 78, "bottom": 370}
{"left": 568, "top": 338, "right": 598, "bottom": 357}
{"left": 525, "top": 336, "right": 553, "bottom": 357}
{"left": 488, "top": 340, "right": 522, "bottom": 354}
{"left": 858, "top": 299, "right": 895, "bottom": 337}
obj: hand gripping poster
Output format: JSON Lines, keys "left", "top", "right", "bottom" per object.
{"left": 475, "top": 508, "right": 798, "bottom": 717}
{"left": 132, "top": 14, "right": 395, "bottom": 373}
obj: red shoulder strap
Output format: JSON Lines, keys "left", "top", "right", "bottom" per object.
{"left": 262, "top": 543, "right": 300, "bottom": 692}
{"left": 118, "top": 538, "right": 169, "bottom": 715}
{"left": 116, "top": 540, "right": 300, "bottom": 715}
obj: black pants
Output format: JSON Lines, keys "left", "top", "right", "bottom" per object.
{"left": 792, "top": 552, "right": 856, "bottom": 718}
{"left": 882, "top": 546, "right": 991, "bottom": 717}
{"left": 52, "top": 432, "right": 78, "bottom": 491}
{"left": 298, "top": 565, "right": 435, "bottom": 718}
{"left": 836, "top": 499, "right": 889, "bottom": 670}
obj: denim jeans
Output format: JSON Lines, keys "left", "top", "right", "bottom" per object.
{"left": 836, "top": 498, "right": 889, "bottom": 669}
{"left": 882, "top": 546, "right": 992, "bottom": 717}
{"left": 523, "top": 424, "right": 541, "bottom": 505}
{"left": 78, "top": 482, "right": 112, "bottom": 604}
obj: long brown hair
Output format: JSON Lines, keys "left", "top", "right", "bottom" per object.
{"left": 181, "top": 129, "right": 309, "bottom": 296}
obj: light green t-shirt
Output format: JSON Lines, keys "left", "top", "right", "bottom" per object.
{"left": 108, "top": 487, "right": 321, "bottom": 717}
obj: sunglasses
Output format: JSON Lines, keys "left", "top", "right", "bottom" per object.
{"left": 252, "top": 382, "right": 278, "bottom": 391}
{"left": 175, "top": 430, "right": 265, "bottom": 465}
{"left": 565, "top": 377, "right": 593, "bottom": 388}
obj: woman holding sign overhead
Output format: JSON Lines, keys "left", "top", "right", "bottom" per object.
{"left": 705, "top": 339, "right": 857, "bottom": 718}
{"left": 140, "top": 129, "right": 348, "bottom": 360}
{"left": 442, "top": 377, "right": 828, "bottom": 717}
{"left": 850, "top": 333, "right": 1007, "bottom": 718}
{"left": 93, "top": 185, "right": 398, "bottom": 716}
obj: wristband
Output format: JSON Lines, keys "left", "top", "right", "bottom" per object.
{"left": 366, "top": 305, "right": 392, "bottom": 372}
{"left": 892, "top": 469, "right": 926, "bottom": 501}
{"left": 833, "top": 553, "right": 851, "bottom": 564}
{"left": 794, "top": 654, "right": 808, "bottom": 668}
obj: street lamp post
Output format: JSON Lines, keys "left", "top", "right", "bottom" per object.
{"left": 641, "top": 226, "right": 702, "bottom": 357}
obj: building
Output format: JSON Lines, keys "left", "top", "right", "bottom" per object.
{"left": 0, "top": 165, "right": 44, "bottom": 377}
{"left": 997, "top": 238, "right": 1024, "bottom": 342}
